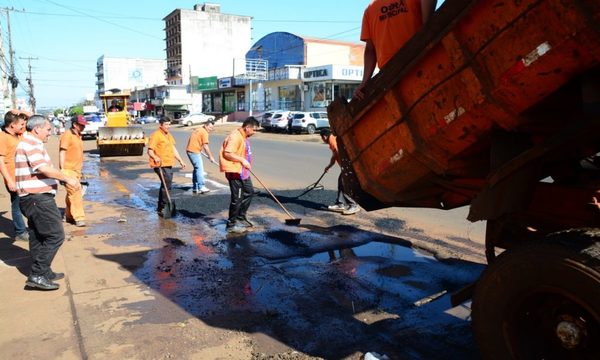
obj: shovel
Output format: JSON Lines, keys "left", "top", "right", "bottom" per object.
{"left": 247, "top": 169, "right": 302, "bottom": 226}
{"left": 157, "top": 167, "right": 176, "bottom": 218}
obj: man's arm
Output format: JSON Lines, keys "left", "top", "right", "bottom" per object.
{"left": 172, "top": 145, "right": 186, "bottom": 169}
{"left": 0, "top": 156, "right": 16, "bottom": 191}
{"left": 59, "top": 149, "right": 66, "bottom": 170}
{"left": 223, "top": 150, "right": 250, "bottom": 169}
{"left": 148, "top": 148, "right": 160, "bottom": 164}
{"left": 37, "top": 164, "right": 80, "bottom": 190}
{"left": 421, "top": 0, "right": 438, "bottom": 23}
{"left": 354, "top": 40, "right": 377, "bottom": 100}
{"left": 202, "top": 144, "right": 216, "bottom": 163}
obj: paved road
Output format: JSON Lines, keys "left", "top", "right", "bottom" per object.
{"left": 0, "top": 126, "right": 487, "bottom": 359}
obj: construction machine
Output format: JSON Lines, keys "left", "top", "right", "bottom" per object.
{"left": 97, "top": 89, "right": 146, "bottom": 157}
{"left": 328, "top": 0, "right": 600, "bottom": 358}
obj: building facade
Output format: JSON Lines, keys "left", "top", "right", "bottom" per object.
{"left": 163, "top": 3, "right": 252, "bottom": 86}
{"left": 95, "top": 56, "right": 166, "bottom": 99}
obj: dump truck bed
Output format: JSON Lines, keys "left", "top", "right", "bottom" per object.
{"left": 328, "top": 0, "right": 600, "bottom": 212}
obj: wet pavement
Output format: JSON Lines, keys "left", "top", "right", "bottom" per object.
{"left": 75, "top": 153, "right": 484, "bottom": 359}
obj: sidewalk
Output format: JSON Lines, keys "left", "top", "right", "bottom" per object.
{"left": 0, "top": 136, "right": 255, "bottom": 359}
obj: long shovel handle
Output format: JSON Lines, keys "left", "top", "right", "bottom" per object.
{"left": 156, "top": 166, "right": 173, "bottom": 204}
{"left": 247, "top": 168, "right": 296, "bottom": 220}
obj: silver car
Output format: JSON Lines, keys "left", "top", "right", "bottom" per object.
{"left": 180, "top": 113, "right": 215, "bottom": 126}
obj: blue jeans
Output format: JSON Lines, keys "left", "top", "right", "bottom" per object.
{"left": 187, "top": 152, "right": 205, "bottom": 190}
{"left": 7, "top": 187, "right": 27, "bottom": 235}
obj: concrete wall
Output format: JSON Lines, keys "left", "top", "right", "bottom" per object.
{"left": 99, "top": 57, "right": 166, "bottom": 92}
{"left": 180, "top": 9, "right": 252, "bottom": 82}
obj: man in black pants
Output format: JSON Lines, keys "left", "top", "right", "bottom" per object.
{"left": 219, "top": 117, "right": 260, "bottom": 233}
{"left": 15, "top": 115, "right": 80, "bottom": 290}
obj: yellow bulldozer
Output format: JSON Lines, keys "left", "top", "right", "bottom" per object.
{"left": 97, "top": 89, "right": 146, "bottom": 157}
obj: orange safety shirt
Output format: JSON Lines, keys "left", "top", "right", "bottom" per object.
{"left": 186, "top": 127, "right": 209, "bottom": 153}
{"left": 219, "top": 128, "right": 248, "bottom": 174}
{"left": 361, "top": 0, "right": 423, "bottom": 68}
{"left": 328, "top": 135, "right": 341, "bottom": 165}
{"left": 148, "top": 129, "right": 176, "bottom": 168}
{"left": 0, "top": 129, "right": 22, "bottom": 185}
{"left": 59, "top": 129, "right": 84, "bottom": 172}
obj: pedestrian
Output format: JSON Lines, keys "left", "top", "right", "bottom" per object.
{"left": 0, "top": 109, "right": 30, "bottom": 241}
{"left": 219, "top": 116, "right": 260, "bottom": 233}
{"left": 59, "top": 115, "right": 87, "bottom": 227}
{"left": 320, "top": 128, "right": 360, "bottom": 215}
{"left": 147, "top": 115, "right": 186, "bottom": 215}
{"left": 186, "top": 120, "right": 216, "bottom": 194}
{"left": 15, "top": 115, "right": 81, "bottom": 290}
{"left": 354, "top": 0, "right": 437, "bottom": 99}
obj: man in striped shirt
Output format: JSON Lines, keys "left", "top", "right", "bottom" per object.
{"left": 15, "top": 115, "right": 80, "bottom": 291}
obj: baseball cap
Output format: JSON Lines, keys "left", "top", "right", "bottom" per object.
{"left": 75, "top": 115, "right": 88, "bottom": 126}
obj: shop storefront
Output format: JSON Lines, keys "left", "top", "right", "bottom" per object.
{"left": 303, "top": 65, "right": 363, "bottom": 110}
{"left": 202, "top": 77, "right": 246, "bottom": 120}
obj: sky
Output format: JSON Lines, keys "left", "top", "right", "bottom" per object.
{"left": 1, "top": 0, "right": 372, "bottom": 110}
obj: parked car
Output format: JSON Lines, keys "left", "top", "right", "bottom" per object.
{"left": 180, "top": 113, "right": 215, "bottom": 126}
{"left": 260, "top": 110, "right": 282, "bottom": 131}
{"left": 81, "top": 112, "right": 105, "bottom": 139}
{"left": 291, "top": 111, "right": 330, "bottom": 134}
{"left": 136, "top": 115, "right": 158, "bottom": 124}
{"left": 269, "top": 111, "right": 294, "bottom": 132}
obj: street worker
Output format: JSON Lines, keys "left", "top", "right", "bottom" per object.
{"left": 186, "top": 119, "right": 216, "bottom": 194}
{"left": 147, "top": 115, "right": 186, "bottom": 215}
{"left": 219, "top": 116, "right": 260, "bottom": 233}
{"left": 0, "top": 109, "right": 30, "bottom": 241}
{"left": 15, "top": 115, "right": 81, "bottom": 290}
{"left": 320, "top": 128, "right": 360, "bottom": 215}
{"left": 59, "top": 115, "right": 87, "bottom": 227}
{"left": 354, "top": 0, "right": 437, "bottom": 100}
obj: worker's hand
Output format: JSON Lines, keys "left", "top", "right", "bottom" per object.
{"left": 179, "top": 159, "right": 186, "bottom": 169}
{"left": 241, "top": 159, "right": 251, "bottom": 169}
{"left": 7, "top": 180, "right": 17, "bottom": 192}
{"left": 65, "top": 177, "right": 81, "bottom": 190}
{"left": 209, "top": 157, "right": 216, "bottom": 164}
{"left": 154, "top": 156, "right": 161, "bottom": 165}
{"left": 353, "top": 83, "right": 366, "bottom": 101}
{"left": 324, "top": 165, "right": 331, "bottom": 173}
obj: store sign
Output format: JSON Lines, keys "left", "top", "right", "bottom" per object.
{"left": 194, "top": 76, "right": 218, "bottom": 91}
{"left": 218, "top": 77, "right": 232, "bottom": 89}
{"left": 303, "top": 68, "right": 329, "bottom": 79}
{"left": 333, "top": 66, "right": 364, "bottom": 81}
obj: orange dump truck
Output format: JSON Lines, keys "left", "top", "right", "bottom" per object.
{"left": 328, "top": 0, "right": 600, "bottom": 357}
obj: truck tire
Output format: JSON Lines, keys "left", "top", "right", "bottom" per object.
{"left": 472, "top": 228, "right": 600, "bottom": 359}
{"left": 307, "top": 124, "right": 316, "bottom": 134}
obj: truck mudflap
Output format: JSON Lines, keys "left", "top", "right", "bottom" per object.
{"left": 328, "top": 0, "right": 600, "bottom": 212}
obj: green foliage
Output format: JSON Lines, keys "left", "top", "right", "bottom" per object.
{"left": 69, "top": 105, "right": 84, "bottom": 116}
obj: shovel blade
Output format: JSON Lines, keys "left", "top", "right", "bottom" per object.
{"left": 285, "top": 218, "right": 301, "bottom": 226}
{"left": 162, "top": 202, "right": 176, "bottom": 219}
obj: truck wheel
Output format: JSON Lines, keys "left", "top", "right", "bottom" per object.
{"left": 472, "top": 229, "right": 600, "bottom": 359}
{"left": 307, "top": 124, "right": 316, "bottom": 134}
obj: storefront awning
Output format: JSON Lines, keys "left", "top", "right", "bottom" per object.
{"left": 163, "top": 104, "right": 188, "bottom": 111}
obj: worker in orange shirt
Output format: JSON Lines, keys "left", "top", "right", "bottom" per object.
{"left": 0, "top": 109, "right": 30, "bottom": 241}
{"left": 320, "top": 128, "right": 360, "bottom": 216}
{"left": 354, "top": 0, "right": 437, "bottom": 99}
{"left": 59, "top": 115, "right": 87, "bottom": 227}
{"left": 147, "top": 116, "right": 186, "bottom": 215}
{"left": 186, "top": 120, "right": 216, "bottom": 194}
{"left": 219, "top": 117, "right": 260, "bottom": 233}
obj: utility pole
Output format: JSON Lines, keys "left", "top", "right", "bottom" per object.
{"left": 19, "top": 56, "right": 37, "bottom": 113}
{"left": 1, "top": 7, "right": 18, "bottom": 108}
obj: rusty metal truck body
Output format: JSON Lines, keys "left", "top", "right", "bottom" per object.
{"left": 328, "top": 0, "right": 600, "bottom": 357}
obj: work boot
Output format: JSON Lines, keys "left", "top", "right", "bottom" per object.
{"left": 200, "top": 186, "right": 211, "bottom": 193}
{"left": 75, "top": 220, "right": 86, "bottom": 227}
{"left": 238, "top": 217, "right": 254, "bottom": 227}
{"left": 47, "top": 271, "right": 65, "bottom": 281}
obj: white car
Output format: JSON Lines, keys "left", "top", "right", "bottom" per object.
{"left": 291, "top": 112, "right": 329, "bottom": 134}
{"left": 180, "top": 113, "right": 215, "bottom": 126}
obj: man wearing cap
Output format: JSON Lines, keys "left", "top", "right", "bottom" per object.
{"left": 0, "top": 109, "right": 30, "bottom": 241}
{"left": 59, "top": 115, "right": 87, "bottom": 227}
